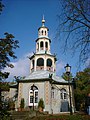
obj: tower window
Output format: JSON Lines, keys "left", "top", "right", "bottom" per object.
{"left": 39, "top": 31, "right": 40, "bottom": 36}
{"left": 37, "top": 43, "right": 39, "bottom": 50}
{"left": 45, "top": 31, "right": 46, "bottom": 35}
{"left": 47, "top": 59, "right": 52, "bottom": 67}
{"left": 32, "top": 60, "right": 34, "bottom": 68}
{"left": 40, "top": 41, "right": 43, "bottom": 47}
{"left": 45, "top": 42, "right": 48, "bottom": 48}
{"left": 37, "top": 58, "right": 44, "bottom": 66}
{"left": 42, "top": 30, "right": 43, "bottom": 35}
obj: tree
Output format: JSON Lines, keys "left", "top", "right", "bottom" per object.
{"left": 0, "top": 82, "right": 9, "bottom": 91}
{"left": 0, "top": 32, "right": 19, "bottom": 111}
{"left": 0, "top": 32, "right": 19, "bottom": 80}
{"left": 74, "top": 68, "right": 90, "bottom": 111}
{"left": 62, "top": 72, "right": 73, "bottom": 81}
{"left": 8, "top": 99, "right": 15, "bottom": 111}
{"left": 38, "top": 98, "right": 45, "bottom": 112}
{"left": 57, "top": 0, "right": 90, "bottom": 64}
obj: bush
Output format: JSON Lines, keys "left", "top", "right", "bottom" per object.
{"left": 20, "top": 98, "right": 25, "bottom": 109}
{"left": 38, "top": 98, "right": 45, "bottom": 112}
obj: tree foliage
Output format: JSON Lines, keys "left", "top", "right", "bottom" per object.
{"left": 38, "top": 98, "right": 45, "bottom": 109}
{"left": 0, "top": 32, "right": 19, "bottom": 80}
{"left": 8, "top": 99, "right": 15, "bottom": 110}
{"left": 74, "top": 67, "right": 90, "bottom": 110}
{"left": 62, "top": 72, "right": 73, "bottom": 81}
{"left": 20, "top": 98, "right": 25, "bottom": 109}
{"left": 57, "top": 0, "right": 90, "bottom": 64}
{"left": 0, "top": 82, "right": 9, "bottom": 91}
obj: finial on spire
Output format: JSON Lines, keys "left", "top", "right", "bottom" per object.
{"left": 42, "top": 15, "right": 45, "bottom": 27}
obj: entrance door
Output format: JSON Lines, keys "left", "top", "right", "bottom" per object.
{"left": 61, "top": 101, "right": 69, "bottom": 112}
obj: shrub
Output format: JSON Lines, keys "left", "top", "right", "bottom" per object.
{"left": 38, "top": 98, "right": 45, "bottom": 112}
{"left": 20, "top": 98, "right": 25, "bottom": 109}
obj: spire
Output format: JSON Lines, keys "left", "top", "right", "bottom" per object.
{"left": 42, "top": 15, "right": 45, "bottom": 27}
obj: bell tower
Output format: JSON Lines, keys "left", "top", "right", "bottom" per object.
{"left": 36, "top": 16, "right": 51, "bottom": 54}
{"left": 30, "top": 17, "right": 57, "bottom": 73}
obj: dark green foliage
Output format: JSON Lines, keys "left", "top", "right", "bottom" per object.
{"left": 0, "top": 32, "right": 19, "bottom": 114}
{"left": 0, "top": 32, "right": 19, "bottom": 80}
{"left": 26, "top": 114, "right": 90, "bottom": 120}
{"left": 38, "top": 98, "right": 45, "bottom": 109}
{"left": 8, "top": 99, "right": 15, "bottom": 110}
{"left": 62, "top": 72, "right": 73, "bottom": 81}
{"left": 74, "top": 68, "right": 90, "bottom": 111}
{"left": 0, "top": 82, "right": 9, "bottom": 91}
{"left": 20, "top": 98, "right": 25, "bottom": 109}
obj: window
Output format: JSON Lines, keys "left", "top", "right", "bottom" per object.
{"left": 47, "top": 59, "right": 52, "bottom": 67}
{"left": 30, "top": 91, "right": 33, "bottom": 103}
{"left": 42, "top": 30, "right": 43, "bottom": 35}
{"left": 35, "top": 91, "right": 38, "bottom": 103}
{"left": 29, "top": 86, "right": 38, "bottom": 106}
{"left": 32, "top": 60, "right": 34, "bottom": 68}
{"left": 37, "top": 58, "right": 44, "bottom": 66}
{"left": 45, "top": 42, "right": 48, "bottom": 48}
{"left": 45, "top": 31, "right": 46, "bottom": 35}
{"left": 40, "top": 41, "right": 43, "bottom": 48}
{"left": 37, "top": 43, "right": 39, "bottom": 50}
{"left": 30, "top": 96, "right": 33, "bottom": 103}
{"left": 60, "top": 89, "right": 67, "bottom": 100}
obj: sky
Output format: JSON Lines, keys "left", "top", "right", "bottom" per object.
{"left": 0, "top": 0, "right": 86, "bottom": 81}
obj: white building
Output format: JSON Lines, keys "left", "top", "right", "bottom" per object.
{"left": 10, "top": 17, "right": 74, "bottom": 114}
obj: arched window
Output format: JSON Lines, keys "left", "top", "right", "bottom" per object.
{"left": 45, "top": 42, "right": 48, "bottom": 48}
{"left": 37, "top": 43, "right": 39, "bottom": 51}
{"left": 47, "top": 59, "right": 52, "bottom": 67}
{"left": 60, "top": 89, "right": 67, "bottom": 100}
{"left": 37, "top": 58, "right": 44, "bottom": 66}
{"left": 29, "top": 85, "right": 38, "bottom": 106}
{"left": 45, "top": 31, "right": 46, "bottom": 35}
{"left": 32, "top": 60, "right": 34, "bottom": 68}
{"left": 39, "top": 31, "right": 40, "bottom": 36}
{"left": 42, "top": 30, "right": 43, "bottom": 35}
{"left": 40, "top": 41, "right": 43, "bottom": 49}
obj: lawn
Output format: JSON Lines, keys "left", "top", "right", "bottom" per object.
{"left": 29, "top": 114, "right": 90, "bottom": 120}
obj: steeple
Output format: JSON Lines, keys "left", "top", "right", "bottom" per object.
{"left": 42, "top": 15, "right": 45, "bottom": 27}
{"left": 30, "top": 17, "right": 57, "bottom": 73}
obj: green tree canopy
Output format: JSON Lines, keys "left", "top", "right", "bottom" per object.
{"left": 74, "top": 68, "right": 90, "bottom": 110}
{"left": 62, "top": 72, "right": 73, "bottom": 81}
{"left": 0, "top": 32, "right": 19, "bottom": 80}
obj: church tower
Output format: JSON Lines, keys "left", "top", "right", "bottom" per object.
{"left": 30, "top": 16, "right": 57, "bottom": 73}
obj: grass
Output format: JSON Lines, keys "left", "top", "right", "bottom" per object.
{"left": 1, "top": 110, "right": 90, "bottom": 120}
{"left": 27, "top": 114, "right": 90, "bottom": 120}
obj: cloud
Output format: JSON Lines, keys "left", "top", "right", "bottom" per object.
{"left": 3, "top": 52, "right": 33, "bottom": 81}
{"left": 56, "top": 60, "right": 65, "bottom": 75}
{"left": 85, "top": 58, "right": 90, "bottom": 67}
{"left": 3, "top": 52, "right": 65, "bottom": 81}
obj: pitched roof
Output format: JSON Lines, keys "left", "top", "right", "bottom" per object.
{"left": 20, "top": 70, "right": 68, "bottom": 83}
